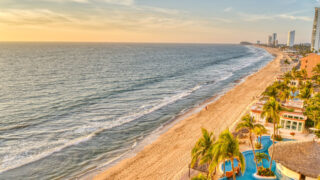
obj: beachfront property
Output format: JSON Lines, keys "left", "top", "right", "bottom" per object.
{"left": 280, "top": 99, "right": 307, "bottom": 132}
{"left": 312, "top": 7, "right": 320, "bottom": 51}
{"left": 301, "top": 53, "right": 320, "bottom": 78}
{"left": 287, "top": 30, "right": 295, "bottom": 47}
{"left": 251, "top": 99, "right": 307, "bottom": 132}
{"left": 275, "top": 75, "right": 300, "bottom": 87}
{"left": 269, "top": 140, "right": 320, "bottom": 180}
{"left": 250, "top": 99, "right": 267, "bottom": 123}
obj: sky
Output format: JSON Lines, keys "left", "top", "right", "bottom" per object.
{"left": 0, "top": 0, "right": 320, "bottom": 43}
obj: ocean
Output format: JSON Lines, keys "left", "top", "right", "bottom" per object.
{"left": 0, "top": 43, "right": 273, "bottom": 180}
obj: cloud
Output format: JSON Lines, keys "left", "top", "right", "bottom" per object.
{"left": 36, "top": 0, "right": 133, "bottom": 5}
{"left": 224, "top": 7, "right": 232, "bottom": 12}
{"left": 212, "top": 17, "right": 232, "bottom": 23}
{"left": 0, "top": 9, "right": 73, "bottom": 26}
{"left": 0, "top": 7, "right": 196, "bottom": 32}
{"left": 239, "top": 12, "right": 312, "bottom": 22}
{"left": 42, "top": 0, "right": 89, "bottom": 3}
{"left": 100, "top": 0, "right": 134, "bottom": 6}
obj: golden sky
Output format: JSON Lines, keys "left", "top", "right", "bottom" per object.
{"left": 0, "top": 0, "right": 317, "bottom": 43}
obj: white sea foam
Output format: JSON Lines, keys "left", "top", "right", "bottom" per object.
{"left": 0, "top": 85, "right": 202, "bottom": 174}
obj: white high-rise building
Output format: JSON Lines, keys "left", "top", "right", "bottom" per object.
{"left": 273, "top": 33, "right": 277, "bottom": 46}
{"left": 267, "top": 35, "right": 272, "bottom": 46}
{"left": 287, "top": 30, "right": 295, "bottom": 47}
{"left": 312, "top": 7, "right": 320, "bottom": 51}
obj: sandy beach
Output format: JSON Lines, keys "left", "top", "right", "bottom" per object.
{"left": 92, "top": 46, "right": 283, "bottom": 180}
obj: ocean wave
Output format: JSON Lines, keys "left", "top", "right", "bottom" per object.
{"left": 0, "top": 85, "right": 202, "bottom": 174}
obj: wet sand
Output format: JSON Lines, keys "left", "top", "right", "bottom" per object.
{"left": 92, "top": 46, "right": 283, "bottom": 180}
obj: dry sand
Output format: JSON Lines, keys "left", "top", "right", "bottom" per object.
{"left": 92, "top": 46, "right": 283, "bottom": 180}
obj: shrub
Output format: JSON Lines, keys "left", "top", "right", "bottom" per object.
{"left": 271, "top": 134, "right": 283, "bottom": 141}
{"left": 257, "top": 167, "right": 275, "bottom": 177}
{"left": 255, "top": 142, "right": 262, "bottom": 149}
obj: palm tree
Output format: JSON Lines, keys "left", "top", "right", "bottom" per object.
{"left": 283, "top": 71, "right": 293, "bottom": 81}
{"left": 299, "top": 87, "right": 312, "bottom": 100}
{"left": 236, "top": 114, "right": 264, "bottom": 171}
{"left": 291, "top": 67, "right": 298, "bottom": 79}
{"left": 191, "top": 128, "right": 215, "bottom": 177}
{"left": 263, "top": 85, "right": 278, "bottom": 99}
{"left": 261, "top": 97, "right": 280, "bottom": 169}
{"left": 255, "top": 152, "right": 269, "bottom": 167}
{"left": 305, "top": 95, "right": 320, "bottom": 129}
{"left": 191, "top": 173, "right": 208, "bottom": 180}
{"left": 301, "top": 69, "right": 308, "bottom": 80}
{"left": 253, "top": 125, "right": 268, "bottom": 147}
{"left": 312, "top": 64, "right": 320, "bottom": 80}
{"left": 212, "top": 129, "right": 245, "bottom": 180}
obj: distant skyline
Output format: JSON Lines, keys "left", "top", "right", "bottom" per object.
{"left": 1, "top": 0, "right": 320, "bottom": 43}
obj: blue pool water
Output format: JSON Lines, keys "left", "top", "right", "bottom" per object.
{"left": 220, "top": 136, "right": 293, "bottom": 180}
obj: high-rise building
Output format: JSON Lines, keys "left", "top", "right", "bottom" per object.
{"left": 273, "top": 33, "right": 277, "bottom": 46}
{"left": 287, "top": 30, "right": 295, "bottom": 47}
{"left": 257, "top": 40, "right": 260, "bottom": 45}
{"left": 267, "top": 35, "right": 272, "bottom": 46}
{"left": 312, "top": 7, "right": 320, "bottom": 51}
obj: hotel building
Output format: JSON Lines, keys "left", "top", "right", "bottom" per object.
{"left": 311, "top": 7, "right": 320, "bottom": 51}
{"left": 300, "top": 53, "right": 320, "bottom": 78}
{"left": 250, "top": 99, "right": 307, "bottom": 132}
{"left": 287, "top": 30, "right": 295, "bottom": 47}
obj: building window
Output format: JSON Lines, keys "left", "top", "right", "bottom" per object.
{"left": 300, "top": 117, "right": 304, "bottom": 120}
{"left": 292, "top": 122, "right": 297, "bottom": 130}
{"left": 294, "top": 116, "right": 299, "bottom": 119}
{"left": 298, "top": 122, "right": 302, "bottom": 131}
{"left": 288, "top": 115, "right": 293, "bottom": 118}
{"left": 286, "top": 121, "right": 291, "bottom": 129}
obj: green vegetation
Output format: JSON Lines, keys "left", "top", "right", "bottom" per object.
{"left": 253, "top": 125, "right": 267, "bottom": 147}
{"left": 191, "top": 129, "right": 245, "bottom": 180}
{"left": 304, "top": 94, "right": 320, "bottom": 137}
{"left": 191, "top": 173, "right": 208, "bottom": 180}
{"left": 254, "top": 142, "right": 262, "bottom": 149}
{"left": 236, "top": 114, "right": 264, "bottom": 171}
{"left": 255, "top": 152, "right": 269, "bottom": 166}
{"left": 213, "top": 129, "right": 245, "bottom": 180}
{"left": 261, "top": 97, "right": 280, "bottom": 169}
{"left": 257, "top": 167, "right": 275, "bottom": 177}
{"left": 293, "top": 44, "right": 312, "bottom": 57}
{"left": 191, "top": 128, "right": 215, "bottom": 178}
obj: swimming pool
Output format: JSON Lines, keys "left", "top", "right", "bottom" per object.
{"left": 220, "top": 136, "right": 293, "bottom": 180}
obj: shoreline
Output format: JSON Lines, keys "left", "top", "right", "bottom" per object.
{"left": 88, "top": 46, "right": 283, "bottom": 180}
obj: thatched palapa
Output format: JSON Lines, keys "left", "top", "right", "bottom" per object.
{"left": 268, "top": 140, "right": 320, "bottom": 178}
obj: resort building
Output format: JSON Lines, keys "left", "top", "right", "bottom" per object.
{"left": 269, "top": 140, "right": 320, "bottom": 180}
{"left": 251, "top": 99, "right": 307, "bottom": 132}
{"left": 287, "top": 30, "right": 295, "bottom": 47}
{"left": 279, "top": 111, "right": 306, "bottom": 132}
{"left": 250, "top": 101, "right": 266, "bottom": 123}
{"left": 279, "top": 99, "right": 306, "bottom": 132}
{"left": 312, "top": 7, "right": 320, "bottom": 51}
{"left": 276, "top": 75, "right": 300, "bottom": 87}
{"left": 300, "top": 53, "right": 320, "bottom": 78}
